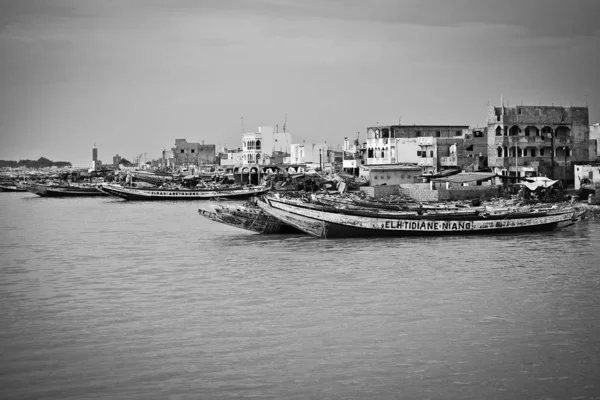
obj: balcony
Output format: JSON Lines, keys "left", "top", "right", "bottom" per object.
{"left": 418, "top": 137, "right": 434, "bottom": 146}
{"left": 417, "top": 157, "right": 434, "bottom": 166}
{"left": 440, "top": 156, "right": 457, "bottom": 166}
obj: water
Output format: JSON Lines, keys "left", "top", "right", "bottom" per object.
{"left": 1, "top": 192, "right": 599, "bottom": 400}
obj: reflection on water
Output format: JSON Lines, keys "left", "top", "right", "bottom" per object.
{"left": 1, "top": 193, "right": 599, "bottom": 400}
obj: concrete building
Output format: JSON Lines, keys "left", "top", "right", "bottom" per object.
{"left": 359, "top": 164, "right": 422, "bottom": 186}
{"left": 242, "top": 126, "right": 292, "bottom": 165}
{"left": 365, "top": 124, "right": 470, "bottom": 174}
{"left": 289, "top": 142, "right": 330, "bottom": 166}
{"left": 590, "top": 123, "right": 600, "bottom": 161}
{"left": 171, "top": 139, "right": 216, "bottom": 166}
{"left": 91, "top": 144, "right": 101, "bottom": 171}
{"left": 487, "top": 104, "right": 590, "bottom": 183}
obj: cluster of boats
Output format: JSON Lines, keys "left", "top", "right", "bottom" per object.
{"left": 199, "top": 193, "right": 588, "bottom": 238}
{"left": 1, "top": 176, "right": 589, "bottom": 239}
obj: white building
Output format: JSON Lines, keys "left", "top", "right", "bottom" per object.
{"left": 290, "top": 142, "right": 329, "bottom": 165}
{"left": 242, "top": 126, "right": 292, "bottom": 165}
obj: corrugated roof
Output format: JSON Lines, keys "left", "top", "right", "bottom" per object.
{"left": 433, "top": 172, "right": 497, "bottom": 183}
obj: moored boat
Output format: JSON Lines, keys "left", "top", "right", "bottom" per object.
{"left": 98, "top": 183, "right": 270, "bottom": 201}
{"left": 25, "top": 183, "right": 107, "bottom": 197}
{"left": 0, "top": 182, "right": 27, "bottom": 192}
{"left": 198, "top": 202, "right": 304, "bottom": 234}
{"left": 257, "top": 196, "right": 585, "bottom": 238}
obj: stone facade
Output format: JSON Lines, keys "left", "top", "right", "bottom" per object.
{"left": 171, "top": 139, "right": 217, "bottom": 166}
{"left": 487, "top": 105, "right": 590, "bottom": 183}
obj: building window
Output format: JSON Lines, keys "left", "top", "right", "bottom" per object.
{"left": 430, "top": 150, "right": 434, "bottom": 157}
{"left": 466, "top": 145, "right": 474, "bottom": 151}
{"left": 416, "top": 130, "right": 421, "bottom": 137}
{"left": 531, "top": 149, "right": 536, "bottom": 157}
{"left": 435, "top": 131, "right": 441, "bottom": 137}
{"left": 518, "top": 108, "right": 522, "bottom": 115}
{"left": 417, "top": 150, "right": 422, "bottom": 157}
{"left": 191, "top": 149, "right": 195, "bottom": 153}
{"left": 540, "top": 149, "right": 545, "bottom": 156}
{"left": 180, "top": 149, "right": 184, "bottom": 153}
{"left": 455, "top": 130, "right": 461, "bottom": 136}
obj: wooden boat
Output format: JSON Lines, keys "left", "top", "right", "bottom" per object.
{"left": 0, "top": 182, "right": 27, "bottom": 192}
{"left": 98, "top": 183, "right": 271, "bottom": 201}
{"left": 198, "top": 202, "right": 304, "bottom": 234}
{"left": 25, "top": 183, "right": 107, "bottom": 197}
{"left": 256, "top": 196, "right": 585, "bottom": 238}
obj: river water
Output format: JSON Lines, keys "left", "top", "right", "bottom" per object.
{"left": 1, "top": 192, "right": 599, "bottom": 400}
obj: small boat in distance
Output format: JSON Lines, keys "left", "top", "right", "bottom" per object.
{"left": 98, "top": 183, "right": 271, "bottom": 201}
{"left": 257, "top": 196, "right": 585, "bottom": 238}
{"left": 24, "top": 183, "right": 107, "bottom": 197}
{"left": 0, "top": 182, "right": 27, "bottom": 192}
{"left": 199, "top": 201, "right": 304, "bottom": 234}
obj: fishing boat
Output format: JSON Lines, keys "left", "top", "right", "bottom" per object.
{"left": 0, "top": 182, "right": 27, "bottom": 192}
{"left": 198, "top": 202, "right": 303, "bottom": 234}
{"left": 256, "top": 196, "right": 585, "bottom": 238}
{"left": 24, "top": 183, "right": 107, "bottom": 197}
{"left": 98, "top": 183, "right": 271, "bottom": 201}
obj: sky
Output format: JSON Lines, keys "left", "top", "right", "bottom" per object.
{"left": 0, "top": 0, "right": 598, "bottom": 167}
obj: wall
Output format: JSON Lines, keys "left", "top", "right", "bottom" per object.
{"left": 364, "top": 168, "right": 421, "bottom": 186}
{"left": 359, "top": 184, "right": 400, "bottom": 199}
{"left": 438, "top": 185, "right": 501, "bottom": 201}
{"left": 397, "top": 185, "right": 439, "bottom": 202}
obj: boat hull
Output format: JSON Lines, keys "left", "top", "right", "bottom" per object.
{"left": 0, "top": 184, "right": 27, "bottom": 192}
{"left": 99, "top": 184, "right": 270, "bottom": 201}
{"left": 257, "top": 197, "right": 582, "bottom": 238}
{"left": 199, "top": 204, "right": 303, "bottom": 234}
{"left": 25, "top": 184, "right": 107, "bottom": 197}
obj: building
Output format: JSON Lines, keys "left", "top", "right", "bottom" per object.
{"left": 364, "top": 124, "right": 470, "bottom": 174}
{"left": 359, "top": 164, "right": 422, "bottom": 186}
{"left": 171, "top": 139, "right": 217, "bottom": 166}
{"left": 112, "top": 154, "right": 121, "bottom": 167}
{"left": 289, "top": 142, "right": 330, "bottom": 167}
{"left": 91, "top": 144, "right": 102, "bottom": 171}
{"left": 241, "top": 126, "right": 292, "bottom": 165}
{"left": 487, "top": 104, "right": 590, "bottom": 183}
{"left": 590, "top": 123, "right": 600, "bottom": 161}
{"left": 219, "top": 149, "right": 244, "bottom": 167}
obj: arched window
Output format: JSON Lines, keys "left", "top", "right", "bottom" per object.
{"left": 495, "top": 126, "right": 502, "bottom": 136}
{"left": 497, "top": 147, "right": 503, "bottom": 157}
{"left": 256, "top": 140, "right": 261, "bottom": 150}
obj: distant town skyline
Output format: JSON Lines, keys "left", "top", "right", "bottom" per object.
{"left": 1, "top": 0, "right": 598, "bottom": 167}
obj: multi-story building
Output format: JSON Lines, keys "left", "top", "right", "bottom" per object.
{"left": 242, "top": 126, "right": 292, "bottom": 165}
{"left": 365, "top": 124, "right": 470, "bottom": 174}
{"left": 487, "top": 104, "right": 590, "bottom": 182}
{"left": 171, "top": 139, "right": 216, "bottom": 166}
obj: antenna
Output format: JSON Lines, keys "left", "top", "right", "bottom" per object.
{"left": 585, "top": 94, "right": 589, "bottom": 106}
{"left": 283, "top": 114, "right": 287, "bottom": 133}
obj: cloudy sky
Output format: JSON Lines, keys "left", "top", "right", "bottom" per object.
{"left": 0, "top": 0, "right": 598, "bottom": 166}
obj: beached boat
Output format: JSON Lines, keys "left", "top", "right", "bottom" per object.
{"left": 98, "top": 183, "right": 270, "bottom": 201}
{"left": 25, "top": 183, "right": 107, "bottom": 197}
{"left": 257, "top": 196, "right": 585, "bottom": 238}
{"left": 198, "top": 202, "right": 304, "bottom": 234}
